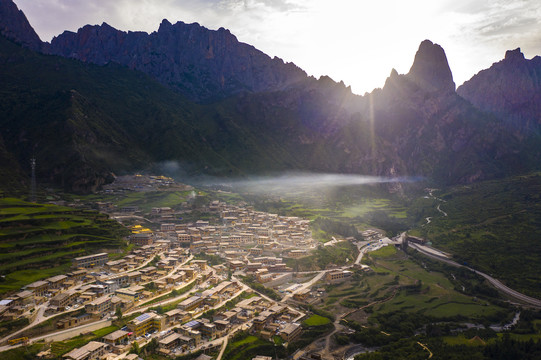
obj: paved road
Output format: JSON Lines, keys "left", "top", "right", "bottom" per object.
{"left": 281, "top": 271, "right": 328, "bottom": 302}
{"left": 1, "top": 254, "right": 194, "bottom": 348}
{"left": 354, "top": 241, "right": 371, "bottom": 265}
{"left": 0, "top": 251, "right": 162, "bottom": 345}
{"left": 0, "top": 318, "right": 113, "bottom": 353}
{"left": 410, "top": 243, "right": 541, "bottom": 308}
{"left": 0, "top": 301, "right": 82, "bottom": 345}
{"left": 33, "top": 319, "right": 112, "bottom": 343}
{"left": 215, "top": 335, "right": 228, "bottom": 360}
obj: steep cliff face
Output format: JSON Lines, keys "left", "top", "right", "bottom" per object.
{"left": 0, "top": 0, "right": 41, "bottom": 51}
{"left": 365, "top": 41, "right": 532, "bottom": 184}
{"left": 406, "top": 40, "right": 456, "bottom": 94}
{"left": 457, "top": 48, "right": 541, "bottom": 131}
{"left": 48, "top": 20, "right": 307, "bottom": 102}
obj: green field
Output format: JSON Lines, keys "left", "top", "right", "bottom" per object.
{"left": 285, "top": 241, "right": 358, "bottom": 271}
{"left": 0, "top": 198, "right": 129, "bottom": 295}
{"left": 73, "top": 189, "right": 195, "bottom": 213}
{"left": 328, "top": 244, "right": 541, "bottom": 360}
{"left": 340, "top": 198, "right": 408, "bottom": 219}
{"left": 314, "top": 246, "right": 510, "bottom": 327}
{"left": 239, "top": 183, "right": 413, "bottom": 238}
{"left": 365, "top": 247, "right": 505, "bottom": 320}
{"left": 408, "top": 172, "right": 541, "bottom": 298}
{"left": 113, "top": 190, "right": 194, "bottom": 212}
{"left": 0, "top": 343, "right": 46, "bottom": 360}
{"left": 222, "top": 333, "right": 284, "bottom": 360}
{"left": 303, "top": 314, "right": 332, "bottom": 326}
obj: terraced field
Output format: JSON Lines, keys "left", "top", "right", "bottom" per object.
{"left": 318, "top": 246, "right": 509, "bottom": 326}
{"left": 0, "top": 198, "right": 129, "bottom": 294}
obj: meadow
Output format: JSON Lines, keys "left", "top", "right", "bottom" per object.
{"left": 408, "top": 172, "right": 541, "bottom": 298}
{"left": 318, "top": 246, "right": 510, "bottom": 327}
{"left": 0, "top": 198, "right": 129, "bottom": 294}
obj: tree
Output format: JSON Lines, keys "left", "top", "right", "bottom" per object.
{"left": 149, "top": 255, "right": 161, "bottom": 267}
{"left": 115, "top": 307, "right": 123, "bottom": 320}
{"left": 129, "top": 341, "right": 140, "bottom": 355}
{"left": 144, "top": 281, "right": 157, "bottom": 291}
{"left": 146, "top": 338, "right": 158, "bottom": 354}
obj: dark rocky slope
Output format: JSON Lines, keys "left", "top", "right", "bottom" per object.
{"left": 47, "top": 20, "right": 307, "bottom": 103}
{"left": 367, "top": 40, "right": 534, "bottom": 184}
{"left": 0, "top": 0, "right": 41, "bottom": 50}
{"left": 458, "top": 48, "right": 541, "bottom": 132}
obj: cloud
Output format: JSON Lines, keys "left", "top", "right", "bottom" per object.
{"left": 446, "top": 0, "right": 541, "bottom": 51}
{"left": 217, "top": 0, "right": 304, "bottom": 13}
{"left": 421, "top": 0, "right": 541, "bottom": 86}
{"left": 470, "top": 2, "right": 539, "bottom": 39}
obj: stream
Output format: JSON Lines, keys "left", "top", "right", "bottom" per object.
{"left": 490, "top": 311, "right": 521, "bottom": 332}
{"left": 423, "top": 189, "right": 447, "bottom": 226}
{"left": 345, "top": 313, "right": 520, "bottom": 359}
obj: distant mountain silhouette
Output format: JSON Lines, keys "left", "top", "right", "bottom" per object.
{"left": 0, "top": 0, "right": 540, "bottom": 192}
{"left": 458, "top": 48, "right": 541, "bottom": 132}
{"left": 47, "top": 19, "right": 308, "bottom": 102}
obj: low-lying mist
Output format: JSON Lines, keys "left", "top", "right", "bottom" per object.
{"left": 155, "top": 161, "right": 423, "bottom": 196}
{"left": 201, "top": 172, "right": 419, "bottom": 194}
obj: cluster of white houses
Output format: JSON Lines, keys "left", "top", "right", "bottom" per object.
{"left": 129, "top": 201, "right": 315, "bottom": 256}
{"left": 57, "top": 275, "right": 303, "bottom": 359}
{"left": 0, "top": 243, "right": 191, "bottom": 322}
{"left": 2, "top": 198, "right": 320, "bottom": 359}
{"left": 62, "top": 289, "right": 303, "bottom": 359}
{"left": 59, "top": 272, "right": 245, "bottom": 358}
{"left": 1, "top": 198, "right": 315, "bottom": 321}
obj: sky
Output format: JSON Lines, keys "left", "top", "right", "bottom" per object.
{"left": 14, "top": 0, "right": 541, "bottom": 95}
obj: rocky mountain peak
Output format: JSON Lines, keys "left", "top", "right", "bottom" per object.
{"left": 159, "top": 18, "right": 172, "bottom": 30}
{"left": 457, "top": 48, "right": 541, "bottom": 130}
{"left": 0, "top": 0, "right": 42, "bottom": 51}
{"left": 504, "top": 47, "right": 525, "bottom": 62}
{"left": 47, "top": 19, "right": 306, "bottom": 102}
{"left": 407, "top": 39, "right": 455, "bottom": 93}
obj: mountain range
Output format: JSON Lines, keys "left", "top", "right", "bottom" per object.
{"left": 0, "top": 0, "right": 540, "bottom": 193}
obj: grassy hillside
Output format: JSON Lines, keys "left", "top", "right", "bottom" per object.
{"left": 409, "top": 172, "right": 541, "bottom": 298}
{"left": 0, "top": 198, "right": 130, "bottom": 295}
{"left": 355, "top": 246, "right": 507, "bottom": 321}
{"left": 0, "top": 35, "right": 213, "bottom": 193}
{"left": 0, "top": 35, "right": 378, "bottom": 194}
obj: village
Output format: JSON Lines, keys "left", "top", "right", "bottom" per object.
{"left": 0, "top": 176, "right": 387, "bottom": 360}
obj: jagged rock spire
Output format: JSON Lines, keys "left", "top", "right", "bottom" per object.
{"left": 407, "top": 39, "right": 455, "bottom": 93}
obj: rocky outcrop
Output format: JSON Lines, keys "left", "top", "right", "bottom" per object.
{"left": 0, "top": 0, "right": 41, "bottom": 51}
{"left": 457, "top": 48, "right": 541, "bottom": 130}
{"left": 361, "top": 43, "right": 533, "bottom": 185}
{"left": 406, "top": 40, "right": 455, "bottom": 94}
{"left": 48, "top": 20, "right": 307, "bottom": 102}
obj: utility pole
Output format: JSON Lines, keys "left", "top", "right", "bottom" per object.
{"left": 30, "top": 156, "right": 36, "bottom": 203}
